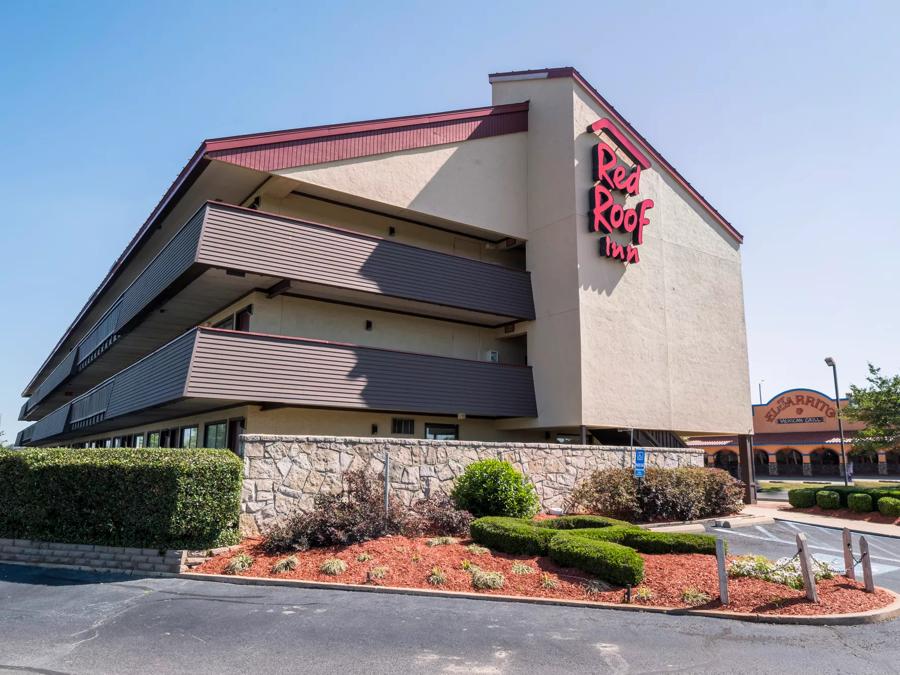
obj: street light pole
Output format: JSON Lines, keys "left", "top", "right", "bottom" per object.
{"left": 758, "top": 380, "right": 765, "bottom": 405}
{"left": 824, "top": 357, "right": 849, "bottom": 486}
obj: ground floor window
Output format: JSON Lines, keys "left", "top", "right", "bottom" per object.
{"left": 180, "top": 426, "right": 198, "bottom": 449}
{"left": 204, "top": 421, "right": 227, "bottom": 449}
{"left": 134, "top": 434, "right": 145, "bottom": 448}
{"left": 425, "top": 423, "right": 458, "bottom": 441}
{"left": 227, "top": 418, "right": 245, "bottom": 455}
{"left": 392, "top": 418, "right": 415, "bottom": 435}
{"left": 147, "top": 431, "right": 161, "bottom": 448}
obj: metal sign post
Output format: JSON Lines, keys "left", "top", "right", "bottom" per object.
{"left": 842, "top": 528, "right": 856, "bottom": 581}
{"left": 796, "top": 533, "right": 818, "bottom": 602}
{"left": 383, "top": 452, "right": 391, "bottom": 519}
{"left": 634, "top": 448, "right": 646, "bottom": 479}
{"left": 716, "top": 538, "right": 729, "bottom": 605}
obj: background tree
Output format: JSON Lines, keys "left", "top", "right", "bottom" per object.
{"left": 843, "top": 364, "right": 900, "bottom": 456}
{"left": 0, "top": 429, "right": 10, "bottom": 449}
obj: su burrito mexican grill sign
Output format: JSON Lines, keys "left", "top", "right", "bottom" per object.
{"left": 587, "top": 119, "right": 654, "bottom": 264}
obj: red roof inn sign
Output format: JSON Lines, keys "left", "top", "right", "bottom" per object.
{"left": 588, "top": 119, "right": 654, "bottom": 264}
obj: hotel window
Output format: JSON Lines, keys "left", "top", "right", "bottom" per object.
{"left": 212, "top": 305, "right": 252, "bottom": 332}
{"left": 134, "top": 434, "right": 146, "bottom": 448}
{"left": 147, "top": 431, "right": 161, "bottom": 448}
{"left": 425, "top": 424, "right": 458, "bottom": 441}
{"left": 181, "top": 426, "right": 199, "bottom": 449}
{"left": 392, "top": 418, "right": 415, "bottom": 435}
{"left": 204, "top": 421, "right": 228, "bottom": 449}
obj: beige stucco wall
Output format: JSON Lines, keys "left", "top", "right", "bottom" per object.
{"left": 493, "top": 74, "right": 752, "bottom": 435}
{"left": 204, "top": 292, "right": 527, "bottom": 365}
{"left": 273, "top": 134, "right": 528, "bottom": 239}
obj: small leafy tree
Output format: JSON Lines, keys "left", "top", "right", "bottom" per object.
{"left": 843, "top": 364, "right": 900, "bottom": 455}
{"left": 451, "top": 459, "right": 539, "bottom": 518}
{"left": 0, "top": 429, "right": 10, "bottom": 449}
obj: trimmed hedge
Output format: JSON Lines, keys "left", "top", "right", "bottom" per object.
{"left": 847, "top": 493, "right": 873, "bottom": 513}
{"left": 469, "top": 515, "right": 718, "bottom": 586}
{"left": 787, "top": 488, "right": 817, "bottom": 508}
{"left": 787, "top": 485, "right": 900, "bottom": 510}
{"left": 816, "top": 490, "right": 841, "bottom": 510}
{"left": 548, "top": 532, "right": 644, "bottom": 586}
{"left": 0, "top": 447, "right": 243, "bottom": 549}
{"left": 878, "top": 497, "right": 900, "bottom": 518}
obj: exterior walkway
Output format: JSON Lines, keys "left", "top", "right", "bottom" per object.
{"left": 745, "top": 501, "right": 900, "bottom": 539}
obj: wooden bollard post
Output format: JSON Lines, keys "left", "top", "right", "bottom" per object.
{"left": 859, "top": 537, "right": 875, "bottom": 593}
{"left": 716, "top": 538, "right": 729, "bottom": 605}
{"left": 842, "top": 528, "right": 856, "bottom": 581}
{"left": 796, "top": 533, "right": 818, "bottom": 602}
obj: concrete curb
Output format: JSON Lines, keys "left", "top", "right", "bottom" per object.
{"left": 177, "top": 572, "right": 900, "bottom": 626}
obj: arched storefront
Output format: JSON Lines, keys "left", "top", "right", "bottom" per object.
{"left": 776, "top": 448, "right": 804, "bottom": 476}
{"left": 754, "top": 449, "right": 770, "bottom": 474}
{"left": 849, "top": 451, "right": 878, "bottom": 476}
{"left": 713, "top": 449, "right": 740, "bottom": 478}
{"left": 809, "top": 447, "right": 840, "bottom": 476}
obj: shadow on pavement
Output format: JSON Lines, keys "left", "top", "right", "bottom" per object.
{"left": 0, "top": 562, "right": 136, "bottom": 587}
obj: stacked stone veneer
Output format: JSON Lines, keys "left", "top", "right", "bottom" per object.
{"left": 0, "top": 538, "right": 184, "bottom": 574}
{"left": 240, "top": 435, "right": 703, "bottom": 534}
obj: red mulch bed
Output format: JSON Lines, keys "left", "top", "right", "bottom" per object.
{"left": 791, "top": 506, "right": 899, "bottom": 525}
{"left": 192, "top": 536, "right": 894, "bottom": 616}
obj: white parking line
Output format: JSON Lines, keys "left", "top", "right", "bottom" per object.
{"left": 711, "top": 526, "right": 900, "bottom": 564}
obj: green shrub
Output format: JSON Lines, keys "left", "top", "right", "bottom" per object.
{"left": 368, "top": 565, "right": 389, "bottom": 580}
{"left": 224, "top": 553, "right": 254, "bottom": 575}
{"left": 680, "top": 587, "right": 711, "bottom": 606}
{"left": 469, "top": 516, "right": 714, "bottom": 586}
{"left": 0, "top": 447, "right": 242, "bottom": 549}
{"left": 426, "top": 536, "right": 457, "bottom": 547}
{"left": 511, "top": 562, "right": 534, "bottom": 575}
{"left": 451, "top": 459, "right": 539, "bottom": 518}
{"left": 427, "top": 567, "right": 447, "bottom": 585}
{"left": 320, "top": 558, "right": 347, "bottom": 576}
{"left": 878, "top": 496, "right": 900, "bottom": 517}
{"left": 816, "top": 490, "right": 841, "bottom": 510}
{"left": 848, "top": 493, "right": 874, "bottom": 513}
{"left": 469, "top": 517, "right": 558, "bottom": 555}
{"left": 272, "top": 556, "right": 298, "bottom": 574}
{"left": 471, "top": 568, "right": 505, "bottom": 589}
{"left": 548, "top": 531, "right": 644, "bottom": 586}
{"left": 788, "top": 488, "right": 817, "bottom": 508}
{"left": 567, "top": 467, "right": 743, "bottom": 522}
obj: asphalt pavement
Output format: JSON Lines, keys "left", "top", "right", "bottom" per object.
{"left": 708, "top": 520, "right": 900, "bottom": 593}
{"left": 1, "top": 561, "right": 899, "bottom": 674}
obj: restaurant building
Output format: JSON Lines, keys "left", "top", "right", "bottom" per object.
{"left": 690, "top": 388, "right": 899, "bottom": 477}
{"left": 16, "top": 67, "right": 753, "bottom": 454}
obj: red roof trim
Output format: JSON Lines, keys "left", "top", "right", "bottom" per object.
{"left": 490, "top": 67, "right": 744, "bottom": 244}
{"left": 204, "top": 101, "right": 529, "bottom": 152}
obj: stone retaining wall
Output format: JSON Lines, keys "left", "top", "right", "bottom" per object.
{"left": 240, "top": 435, "right": 703, "bottom": 534}
{"left": 0, "top": 538, "right": 185, "bottom": 574}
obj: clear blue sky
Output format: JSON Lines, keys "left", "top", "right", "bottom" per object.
{"left": 2, "top": 0, "right": 898, "bottom": 441}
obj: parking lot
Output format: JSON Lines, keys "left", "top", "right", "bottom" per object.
{"left": 707, "top": 520, "right": 900, "bottom": 592}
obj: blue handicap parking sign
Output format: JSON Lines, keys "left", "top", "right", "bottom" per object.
{"left": 634, "top": 448, "right": 646, "bottom": 478}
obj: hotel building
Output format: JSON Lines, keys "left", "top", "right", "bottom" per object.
{"left": 16, "top": 67, "right": 753, "bottom": 460}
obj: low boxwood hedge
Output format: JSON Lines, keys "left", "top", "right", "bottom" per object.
{"left": 816, "top": 490, "right": 841, "bottom": 510}
{"left": 788, "top": 485, "right": 900, "bottom": 510}
{"left": 548, "top": 531, "right": 644, "bottom": 586}
{"left": 878, "top": 496, "right": 900, "bottom": 518}
{"left": 847, "top": 493, "right": 873, "bottom": 513}
{"left": 787, "top": 488, "right": 817, "bottom": 509}
{"left": 0, "top": 447, "right": 243, "bottom": 549}
{"left": 469, "top": 515, "right": 717, "bottom": 586}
